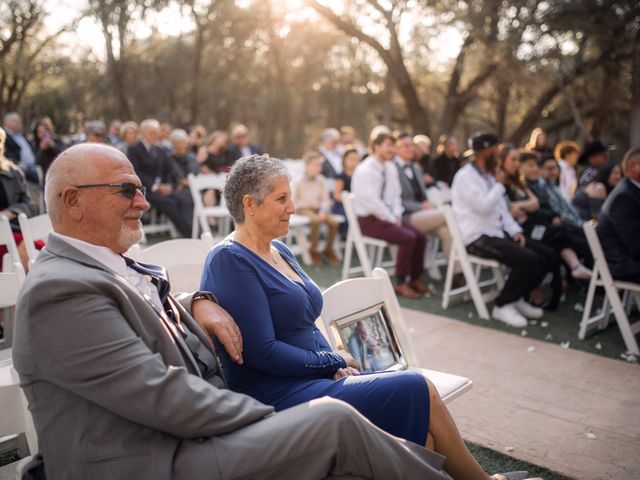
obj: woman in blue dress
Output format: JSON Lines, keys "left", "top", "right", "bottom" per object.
{"left": 201, "top": 154, "right": 521, "bottom": 480}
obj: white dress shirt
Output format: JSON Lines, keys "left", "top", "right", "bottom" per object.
{"left": 451, "top": 163, "right": 522, "bottom": 246}
{"left": 52, "top": 232, "right": 164, "bottom": 311}
{"left": 351, "top": 155, "right": 403, "bottom": 222}
{"left": 558, "top": 159, "right": 577, "bottom": 200}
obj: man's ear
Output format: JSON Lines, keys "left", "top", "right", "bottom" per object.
{"left": 60, "top": 187, "right": 83, "bottom": 221}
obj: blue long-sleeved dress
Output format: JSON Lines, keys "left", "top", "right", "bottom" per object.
{"left": 201, "top": 238, "right": 429, "bottom": 445}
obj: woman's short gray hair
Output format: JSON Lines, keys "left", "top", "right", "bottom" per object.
{"left": 224, "top": 154, "right": 290, "bottom": 224}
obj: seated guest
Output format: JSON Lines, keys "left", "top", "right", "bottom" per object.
{"left": 169, "top": 128, "right": 199, "bottom": 181}
{"left": 84, "top": 120, "right": 107, "bottom": 143}
{"left": 3, "top": 112, "right": 39, "bottom": 184}
{"left": 578, "top": 140, "right": 609, "bottom": 188}
{"left": 338, "top": 125, "right": 365, "bottom": 157}
{"left": 106, "top": 119, "right": 122, "bottom": 146}
{"left": 116, "top": 121, "right": 138, "bottom": 154}
{"left": 33, "top": 116, "right": 65, "bottom": 178}
{"left": 227, "top": 124, "right": 263, "bottom": 163}
{"left": 428, "top": 134, "right": 461, "bottom": 187}
{"left": 13, "top": 143, "right": 451, "bottom": 480}
{"left": 597, "top": 147, "right": 640, "bottom": 284}
{"left": 413, "top": 134, "right": 433, "bottom": 179}
{"left": 572, "top": 159, "right": 622, "bottom": 221}
{"left": 197, "top": 130, "right": 231, "bottom": 173}
{"left": 352, "top": 133, "right": 428, "bottom": 299}
{"left": 293, "top": 151, "right": 340, "bottom": 265}
{"left": 554, "top": 140, "right": 580, "bottom": 200}
{"left": 394, "top": 133, "right": 459, "bottom": 284}
{"left": 201, "top": 154, "right": 517, "bottom": 480}
{"left": 452, "top": 133, "right": 551, "bottom": 327}
{"left": 0, "top": 127, "right": 42, "bottom": 271}
{"left": 524, "top": 127, "right": 553, "bottom": 158}
{"left": 534, "top": 154, "right": 584, "bottom": 228}
{"left": 127, "top": 118, "right": 193, "bottom": 237}
{"left": 508, "top": 150, "right": 591, "bottom": 281}
{"left": 331, "top": 147, "right": 360, "bottom": 238}
{"left": 318, "top": 128, "right": 342, "bottom": 179}
{"left": 188, "top": 124, "right": 207, "bottom": 155}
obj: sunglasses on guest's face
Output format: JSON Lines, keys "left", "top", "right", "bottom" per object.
{"left": 74, "top": 182, "right": 147, "bottom": 199}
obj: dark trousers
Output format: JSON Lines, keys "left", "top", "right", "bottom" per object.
{"left": 467, "top": 235, "right": 556, "bottom": 307}
{"left": 147, "top": 189, "right": 193, "bottom": 238}
{"left": 358, "top": 215, "right": 425, "bottom": 282}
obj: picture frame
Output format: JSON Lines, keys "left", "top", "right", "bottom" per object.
{"left": 333, "top": 302, "right": 408, "bottom": 373}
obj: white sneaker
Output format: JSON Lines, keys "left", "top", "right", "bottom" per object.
{"left": 571, "top": 264, "right": 592, "bottom": 281}
{"left": 514, "top": 298, "right": 544, "bottom": 319}
{"left": 492, "top": 303, "right": 527, "bottom": 328}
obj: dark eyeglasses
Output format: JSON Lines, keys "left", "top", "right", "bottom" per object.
{"left": 74, "top": 182, "right": 146, "bottom": 199}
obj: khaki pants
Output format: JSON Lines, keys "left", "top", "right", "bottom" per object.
{"left": 408, "top": 209, "right": 459, "bottom": 274}
{"left": 297, "top": 207, "right": 339, "bottom": 252}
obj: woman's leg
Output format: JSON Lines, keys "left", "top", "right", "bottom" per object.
{"left": 423, "top": 375, "right": 490, "bottom": 480}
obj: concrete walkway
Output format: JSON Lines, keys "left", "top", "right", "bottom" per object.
{"left": 405, "top": 308, "right": 640, "bottom": 480}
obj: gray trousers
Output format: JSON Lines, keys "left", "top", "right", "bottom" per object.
{"left": 208, "top": 397, "right": 450, "bottom": 480}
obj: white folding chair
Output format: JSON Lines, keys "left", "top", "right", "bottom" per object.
{"left": 188, "top": 173, "right": 231, "bottom": 240}
{"left": 17, "top": 213, "right": 52, "bottom": 268}
{"left": 0, "top": 351, "right": 38, "bottom": 462}
{"left": 579, "top": 222, "right": 640, "bottom": 354}
{"left": 281, "top": 214, "right": 313, "bottom": 265}
{"left": 140, "top": 207, "right": 178, "bottom": 241}
{"left": 137, "top": 234, "right": 215, "bottom": 293}
{"left": 320, "top": 268, "right": 472, "bottom": 403}
{"left": 423, "top": 187, "right": 452, "bottom": 280}
{"left": 441, "top": 205, "right": 504, "bottom": 320}
{"left": 0, "top": 217, "right": 26, "bottom": 349}
{"left": 340, "top": 192, "right": 394, "bottom": 280}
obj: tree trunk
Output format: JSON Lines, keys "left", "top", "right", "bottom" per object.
{"left": 190, "top": 26, "right": 205, "bottom": 124}
{"left": 631, "top": 27, "right": 640, "bottom": 148}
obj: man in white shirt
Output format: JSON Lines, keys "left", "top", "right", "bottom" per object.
{"left": 351, "top": 133, "right": 428, "bottom": 299}
{"left": 3, "top": 112, "right": 38, "bottom": 183}
{"left": 451, "top": 133, "right": 548, "bottom": 328}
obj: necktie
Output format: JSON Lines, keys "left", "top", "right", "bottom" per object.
{"left": 122, "top": 256, "right": 218, "bottom": 379}
{"left": 122, "top": 256, "right": 171, "bottom": 306}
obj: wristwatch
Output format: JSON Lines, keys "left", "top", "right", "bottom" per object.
{"left": 192, "top": 291, "right": 218, "bottom": 305}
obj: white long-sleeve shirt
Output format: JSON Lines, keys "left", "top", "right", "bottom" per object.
{"left": 351, "top": 155, "right": 403, "bottom": 222}
{"left": 558, "top": 159, "right": 577, "bottom": 200}
{"left": 451, "top": 163, "right": 522, "bottom": 245}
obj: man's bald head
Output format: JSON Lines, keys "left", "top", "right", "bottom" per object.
{"left": 45, "top": 144, "right": 131, "bottom": 224}
{"left": 45, "top": 143, "right": 148, "bottom": 252}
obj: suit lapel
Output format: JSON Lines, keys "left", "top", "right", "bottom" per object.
{"left": 45, "top": 236, "right": 205, "bottom": 376}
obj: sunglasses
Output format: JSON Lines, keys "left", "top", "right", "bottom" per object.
{"left": 74, "top": 182, "right": 147, "bottom": 199}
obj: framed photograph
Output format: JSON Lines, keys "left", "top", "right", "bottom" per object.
{"left": 333, "top": 303, "right": 407, "bottom": 373}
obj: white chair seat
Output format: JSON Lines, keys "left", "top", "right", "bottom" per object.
{"left": 320, "top": 268, "right": 472, "bottom": 404}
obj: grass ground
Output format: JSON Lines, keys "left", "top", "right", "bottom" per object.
{"left": 302, "top": 262, "right": 639, "bottom": 365}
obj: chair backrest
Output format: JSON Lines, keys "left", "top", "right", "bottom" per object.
{"left": 583, "top": 221, "right": 614, "bottom": 285}
{"left": 427, "top": 186, "right": 452, "bottom": 208}
{"left": 188, "top": 173, "right": 229, "bottom": 238}
{"left": 17, "top": 213, "right": 52, "bottom": 267}
{"left": 0, "top": 356, "right": 38, "bottom": 454}
{"left": 341, "top": 192, "right": 365, "bottom": 241}
{"left": 137, "top": 236, "right": 215, "bottom": 293}
{"left": 442, "top": 205, "right": 471, "bottom": 263}
{"left": 0, "top": 216, "right": 26, "bottom": 308}
{"left": 320, "top": 267, "right": 419, "bottom": 367}
{"left": 282, "top": 159, "right": 306, "bottom": 184}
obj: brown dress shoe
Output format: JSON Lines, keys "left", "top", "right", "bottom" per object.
{"left": 394, "top": 283, "right": 422, "bottom": 299}
{"left": 408, "top": 279, "right": 431, "bottom": 294}
{"left": 323, "top": 249, "right": 340, "bottom": 266}
{"left": 310, "top": 250, "right": 322, "bottom": 265}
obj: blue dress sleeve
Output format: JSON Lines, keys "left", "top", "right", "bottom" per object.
{"left": 201, "top": 246, "right": 346, "bottom": 377}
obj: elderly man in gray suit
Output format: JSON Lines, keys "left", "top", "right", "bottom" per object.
{"left": 12, "top": 144, "right": 453, "bottom": 480}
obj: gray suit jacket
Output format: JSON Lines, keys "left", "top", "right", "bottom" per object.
{"left": 395, "top": 159, "right": 428, "bottom": 216}
{"left": 12, "top": 235, "right": 273, "bottom": 480}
